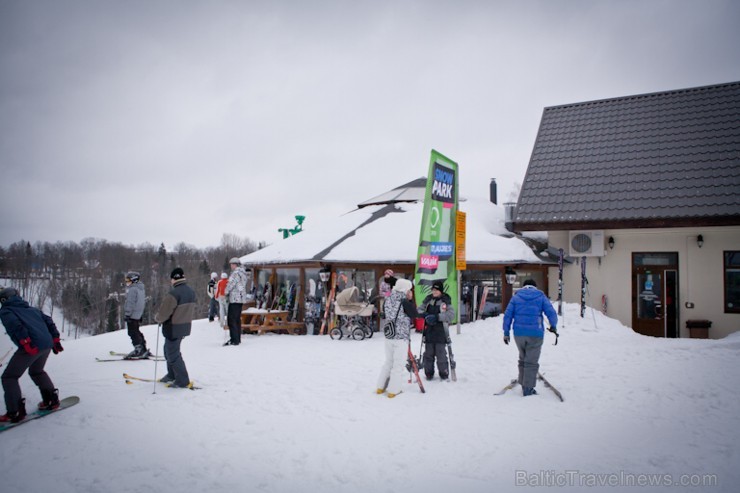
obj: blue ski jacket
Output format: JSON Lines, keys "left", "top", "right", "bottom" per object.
{"left": 0, "top": 295, "right": 60, "bottom": 349}
{"left": 503, "top": 286, "right": 558, "bottom": 338}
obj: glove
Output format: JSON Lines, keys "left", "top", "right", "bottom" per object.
{"left": 424, "top": 314, "right": 438, "bottom": 325}
{"left": 548, "top": 326, "right": 558, "bottom": 335}
{"left": 503, "top": 335, "right": 510, "bottom": 345}
{"left": 445, "top": 336, "right": 452, "bottom": 345}
{"left": 19, "top": 337, "right": 39, "bottom": 356}
{"left": 52, "top": 337, "right": 64, "bottom": 354}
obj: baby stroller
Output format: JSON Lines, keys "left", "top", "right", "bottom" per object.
{"left": 330, "top": 286, "right": 375, "bottom": 340}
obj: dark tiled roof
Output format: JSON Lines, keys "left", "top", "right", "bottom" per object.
{"left": 514, "top": 81, "right": 740, "bottom": 230}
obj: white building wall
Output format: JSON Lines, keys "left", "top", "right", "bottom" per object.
{"left": 547, "top": 226, "right": 740, "bottom": 339}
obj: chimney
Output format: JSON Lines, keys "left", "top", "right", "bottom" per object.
{"left": 489, "top": 178, "right": 497, "bottom": 205}
{"left": 504, "top": 202, "right": 516, "bottom": 232}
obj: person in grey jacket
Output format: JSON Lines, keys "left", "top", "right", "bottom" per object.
{"left": 223, "top": 257, "right": 249, "bottom": 346}
{"left": 154, "top": 268, "right": 196, "bottom": 389}
{"left": 376, "top": 278, "right": 417, "bottom": 398}
{"left": 124, "top": 272, "right": 149, "bottom": 359}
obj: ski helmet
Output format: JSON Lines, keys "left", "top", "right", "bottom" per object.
{"left": 0, "top": 286, "right": 18, "bottom": 303}
{"left": 125, "top": 272, "right": 141, "bottom": 283}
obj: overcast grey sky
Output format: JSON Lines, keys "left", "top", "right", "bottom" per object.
{"left": 1, "top": 0, "right": 739, "bottom": 250}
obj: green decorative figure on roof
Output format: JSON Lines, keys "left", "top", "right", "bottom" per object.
{"left": 278, "top": 215, "right": 305, "bottom": 239}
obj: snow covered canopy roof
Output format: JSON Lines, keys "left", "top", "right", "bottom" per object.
{"left": 356, "top": 177, "right": 427, "bottom": 208}
{"left": 240, "top": 187, "right": 546, "bottom": 266}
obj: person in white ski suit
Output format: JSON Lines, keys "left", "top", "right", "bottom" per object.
{"left": 376, "top": 278, "right": 416, "bottom": 398}
{"left": 224, "top": 258, "right": 250, "bottom": 346}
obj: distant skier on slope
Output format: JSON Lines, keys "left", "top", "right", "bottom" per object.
{"left": 502, "top": 279, "right": 558, "bottom": 396}
{"left": 124, "top": 271, "right": 149, "bottom": 359}
{"left": 0, "top": 287, "right": 64, "bottom": 423}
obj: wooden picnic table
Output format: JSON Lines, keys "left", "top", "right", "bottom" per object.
{"left": 240, "top": 308, "right": 304, "bottom": 335}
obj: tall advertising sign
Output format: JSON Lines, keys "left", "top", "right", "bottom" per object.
{"left": 414, "top": 150, "right": 458, "bottom": 322}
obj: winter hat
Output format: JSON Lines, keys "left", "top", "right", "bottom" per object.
{"left": 0, "top": 286, "right": 18, "bottom": 304}
{"left": 393, "top": 278, "right": 413, "bottom": 293}
{"left": 221, "top": 272, "right": 228, "bottom": 279}
{"left": 431, "top": 280, "right": 445, "bottom": 292}
{"left": 211, "top": 272, "right": 218, "bottom": 279}
{"left": 170, "top": 267, "right": 185, "bottom": 280}
{"left": 229, "top": 257, "right": 241, "bottom": 265}
{"left": 384, "top": 269, "right": 394, "bottom": 278}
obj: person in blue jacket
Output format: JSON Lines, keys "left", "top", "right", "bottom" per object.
{"left": 0, "top": 287, "right": 64, "bottom": 423}
{"left": 502, "top": 279, "right": 558, "bottom": 396}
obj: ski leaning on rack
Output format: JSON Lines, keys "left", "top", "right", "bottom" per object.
{"left": 580, "top": 256, "right": 587, "bottom": 318}
{"left": 406, "top": 343, "right": 426, "bottom": 393}
{"left": 0, "top": 396, "right": 80, "bottom": 433}
{"left": 122, "top": 373, "right": 201, "bottom": 390}
{"left": 494, "top": 379, "right": 519, "bottom": 396}
{"left": 537, "top": 372, "right": 564, "bottom": 402}
{"left": 557, "top": 248, "right": 564, "bottom": 316}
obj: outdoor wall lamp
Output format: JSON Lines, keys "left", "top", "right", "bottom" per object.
{"left": 697, "top": 235, "right": 704, "bottom": 248}
{"left": 505, "top": 267, "right": 517, "bottom": 285}
{"left": 608, "top": 236, "right": 615, "bottom": 250}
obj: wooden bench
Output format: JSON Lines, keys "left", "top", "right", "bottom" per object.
{"left": 241, "top": 309, "right": 304, "bottom": 335}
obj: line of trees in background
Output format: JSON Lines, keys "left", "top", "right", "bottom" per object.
{"left": 0, "top": 234, "right": 262, "bottom": 338}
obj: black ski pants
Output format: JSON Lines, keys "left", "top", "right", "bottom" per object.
{"left": 127, "top": 318, "right": 146, "bottom": 349}
{"left": 2, "top": 348, "right": 55, "bottom": 414}
{"left": 227, "top": 302, "right": 243, "bottom": 344}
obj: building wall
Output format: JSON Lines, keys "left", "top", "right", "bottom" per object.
{"left": 547, "top": 226, "right": 740, "bottom": 339}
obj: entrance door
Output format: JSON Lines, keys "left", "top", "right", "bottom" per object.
{"left": 632, "top": 253, "right": 679, "bottom": 337}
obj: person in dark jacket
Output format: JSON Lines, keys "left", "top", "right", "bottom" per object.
{"left": 418, "top": 280, "right": 455, "bottom": 380}
{"left": 155, "top": 268, "right": 196, "bottom": 389}
{"left": 124, "top": 271, "right": 149, "bottom": 359}
{"left": 0, "top": 287, "right": 64, "bottom": 423}
{"left": 502, "top": 279, "right": 558, "bottom": 396}
{"left": 207, "top": 272, "right": 218, "bottom": 322}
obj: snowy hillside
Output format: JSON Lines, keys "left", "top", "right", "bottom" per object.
{"left": 1, "top": 304, "right": 739, "bottom": 493}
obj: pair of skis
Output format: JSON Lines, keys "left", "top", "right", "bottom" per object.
{"left": 122, "top": 373, "right": 201, "bottom": 390}
{"left": 406, "top": 340, "right": 458, "bottom": 393}
{"left": 494, "top": 372, "right": 564, "bottom": 401}
{"left": 96, "top": 351, "right": 164, "bottom": 362}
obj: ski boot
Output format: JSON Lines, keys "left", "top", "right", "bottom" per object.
{"left": 38, "top": 388, "right": 60, "bottom": 411}
{"left": 0, "top": 398, "right": 27, "bottom": 423}
{"left": 522, "top": 387, "right": 538, "bottom": 396}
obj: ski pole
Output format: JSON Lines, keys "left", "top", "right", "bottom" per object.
{"left": 152, "top": 324, "right": 161, "bottom": 394}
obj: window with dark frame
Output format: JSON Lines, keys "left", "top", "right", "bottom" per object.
{"left": 724, "top": 251, "right": 740, "bottom": 313}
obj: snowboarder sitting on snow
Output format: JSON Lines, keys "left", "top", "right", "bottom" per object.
{"left": 502, "top": 279, "right": 558, "bottom": 396}
{"left": 0, "top": 287, "right": 64, "bottom": 423}
{"left": 418, "top": 280, "right": 455, "bottom": 380}
{"left": 124, "top": 271, "right": 149, "bottom": 359}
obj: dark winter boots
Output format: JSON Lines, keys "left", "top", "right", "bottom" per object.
{"left": 126, "top": 345, "right": 150, "bottom": 359}
{"left": 522, "top": 386, "right": 538, "bottom": 396}
{"left": 38, "top": 388, "right": 60, "bottom": 411}
{"left": 0, "top": 398, "right": 27, "bottom": 423}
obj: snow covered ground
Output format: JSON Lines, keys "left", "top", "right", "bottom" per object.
{"left": 1, "top": 303, "right": 739, "bottom": 493}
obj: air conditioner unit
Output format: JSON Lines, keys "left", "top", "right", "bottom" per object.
{"left": 569, "top": 230, "right": 605, "bottom": 257}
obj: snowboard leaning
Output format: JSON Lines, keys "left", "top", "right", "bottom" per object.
{"left": 0, "top": 396, "right": 80, "bottom": 433}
